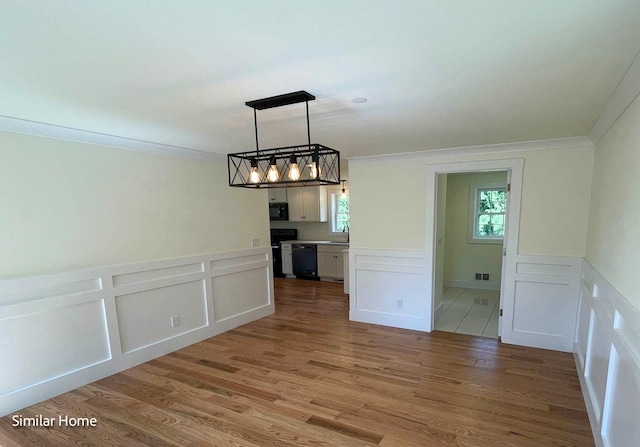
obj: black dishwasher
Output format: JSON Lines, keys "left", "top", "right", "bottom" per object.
{"left": 292, "top": 244, "right": 318, "bottom": 279}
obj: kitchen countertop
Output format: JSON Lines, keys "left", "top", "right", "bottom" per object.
{"left": 280, "top": 240, "right": 349, "bottom": 246}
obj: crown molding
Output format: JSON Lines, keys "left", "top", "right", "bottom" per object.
{"left": 0, "top": 115, "right": 225, "bottom": 163}
{"left": 347, "top": 136, "right": 594, "bottom": 164}
{"left": 589, "top": 50, "right": 640, "bottom": 145}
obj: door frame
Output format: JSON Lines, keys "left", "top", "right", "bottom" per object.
{"left": 425, "top": 158, "right": 524, "bottom": 336}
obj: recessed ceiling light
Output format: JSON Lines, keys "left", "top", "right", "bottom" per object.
{"left": 352, "top": 97, "right": 368, "bottom": 104}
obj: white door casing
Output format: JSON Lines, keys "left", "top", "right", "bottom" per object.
{"left": 425, "top": 159, "right": 524, "bottom": 340}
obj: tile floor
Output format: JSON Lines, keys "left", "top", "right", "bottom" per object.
{"left": 434, "top": 287, "right": 500, "bottom": 338}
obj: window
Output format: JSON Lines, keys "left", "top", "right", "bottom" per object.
{"left": 469, "top": 183, "right": 506, "bottom": 243}
{"left": 330, "top": 190, "right": 350, "bottom": 234}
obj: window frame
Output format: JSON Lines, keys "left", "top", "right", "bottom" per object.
{"left": 329, "top": 188, "right": 349, "bottom": 235}
{"left": 468, "top": 182, "right": 506, "bottom": 244}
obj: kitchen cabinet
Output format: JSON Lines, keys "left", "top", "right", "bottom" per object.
{"left": 268, "top": 188, "right": 288, "bottom": 203}
{"left": 317, "top": 244, "right": 344, "bottom": 280}
{"left": 287, "top": 186, "right": 327, "bottom": 222}
{"left": 281, "top": 242, "right": 293, "bottom": 276}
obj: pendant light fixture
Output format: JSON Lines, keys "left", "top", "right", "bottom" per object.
{"left": 341, "top": 180, "right": 347, "bottom": 198}
{"left": 228, "top": 91, "right": 340, "bottom": 188}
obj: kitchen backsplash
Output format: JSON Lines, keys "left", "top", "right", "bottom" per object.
{"left": 270, "top": 220, "right": 349, "bottom": 242}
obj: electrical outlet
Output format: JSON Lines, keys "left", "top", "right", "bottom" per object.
{"left": 396, "top": 298, "right": 403, "bottom": 309}
{"left": 475, "top": 273, "right": 482, "bottom": 280}
{"left": 251, "top": 238, "right": 260, "bottom": 248}
{"left": 171, "top": 315, "right": 180, "bottom": 328}
{"left": 482, "top": 273, "right": 490, "bottom": 281}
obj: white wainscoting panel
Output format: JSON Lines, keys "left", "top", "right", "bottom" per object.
{"left": 116, "top": 280, "right": 208, "bottom": 354}
{"left": 501, "top": 255, "right": 581, "bottom": 352}
{"left": 0, "top": 299, "right": 110, "bottom": 397}
{"left": 349, "top": 249, "right": 429, "bottom": 331}
{"left": 575, "top": 261, "right": 640, "bottom": 447}
{"left": 0, "top": 247, "right": 273, "bottom": 417}
{"left": 112, "top": 262, "right": 204, "bottom": 287}
{"left": 212, "top": 269, "right": 270, "bottom": 322}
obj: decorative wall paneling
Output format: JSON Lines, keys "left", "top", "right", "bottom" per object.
{"left": 0, "top": 247, "right": 273, "bottom": 417}
{"left": 574, "top": 260, "right": 640, "bottom": 447}
{"left": 500, "top": 255, "right": 581, "bottom": 352}
{"left": 349, "top": 249, "right": 430, "bottom": 331}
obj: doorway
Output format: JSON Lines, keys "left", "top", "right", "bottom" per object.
{"left": 433, "top": 171, "right": 507, "bottom": 338}
{"left": 424, "top": 158, "right": 524, "bottom": 341}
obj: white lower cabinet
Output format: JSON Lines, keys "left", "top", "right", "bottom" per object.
{"left": 317, "top": 245, "right": 344, "bottom": 280}
{"left": 281, "top": 243, "right": 293, "bottom": 275}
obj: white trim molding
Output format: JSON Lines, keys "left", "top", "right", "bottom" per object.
{"left": 349, "top": 248, "right": 429, "bottom": 331}
{"left": 0, "top": 115, "right": 224, "bottom": 163}
{"left": 444, "top": 280, "right": 500, "bottom": 291}
{"left": 0, "top": 247, "right": 273, "bottom": 417}
{"left": 347, "top": 136, "right": 593, "bottom": 164}
{"left": 589, "top": 50, "right": 640, "bottom": 144}
{"left": 575, "top": 260, "right": 640, "bottom": 447}
{"left": 425, "top": 158, "right": 524, "bottom": 333}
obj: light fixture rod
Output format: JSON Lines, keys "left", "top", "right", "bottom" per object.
{"left": 253, "top": 108, "right": 259, "bottom": 155}
{"left": 306, "top": 100, "right": 311, "bottom": 148}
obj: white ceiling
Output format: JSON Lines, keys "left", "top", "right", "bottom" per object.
{"left": 2, "top": 1, "right": 640, "bottom": 158}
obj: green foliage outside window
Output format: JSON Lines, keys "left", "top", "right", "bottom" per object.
{"left": 335, "top": 196, "right": 350, "bottom": 232}
{"left": 477, "top": 189, "right": 506, "bottom": 237}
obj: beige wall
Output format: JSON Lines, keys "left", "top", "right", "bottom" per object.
{"left": 349, "top": 144, "right": 594, "bottom": 257}
{"left": 443, "top": 171, "right": 507, "bottom": 287}
{"left": 586, "top": 93, "right": 640, "bottom": 311}
{"left": 349, "top": 159, "right": 427, "bottom": 249}
{"left": 0, "top": 131, "right": 270, "bottom": 277}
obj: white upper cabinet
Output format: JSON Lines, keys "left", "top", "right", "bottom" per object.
{"left": 287, "top": 186, "right": 327, "bottom": 222}
{"left": 268, "top": 188, "right": 288, "bottom": 203}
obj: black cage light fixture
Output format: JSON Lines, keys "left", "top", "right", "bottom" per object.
{"left": 228, "top": 90, "right": 340, "bottom": 188}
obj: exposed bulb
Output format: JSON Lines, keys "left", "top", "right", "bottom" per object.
{"left": 309, "top": 161, "right": 319, "bottom": 179}
{"left": 267, "top": 156, "right": 279, "bottom": 182}
{"left": 288, "top": 162, "right": 301, "bottom": 181}
{"left": 267, "top": 165, "right": 279, "bottom": 182}
{"left": 341, "top": 188, "right": 346, "bottom": 198}
{"left": 249, "top": 161, "right": 260, "bottom": 183}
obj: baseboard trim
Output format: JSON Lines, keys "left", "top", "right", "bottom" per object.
{"left": 444, "top": 280, "right": 500, "bottom": 291}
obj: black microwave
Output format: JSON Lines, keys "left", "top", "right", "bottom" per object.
{"left": 269, "top": 203, "right": 289, "bottom": 221}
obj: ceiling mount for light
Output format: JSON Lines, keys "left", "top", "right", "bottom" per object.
{"left": 228, "top": 90, "right": 340, "bottom": 189}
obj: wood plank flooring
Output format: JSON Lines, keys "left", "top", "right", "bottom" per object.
{"left": 0, "top": 278, "right": 594, "bottom": 446}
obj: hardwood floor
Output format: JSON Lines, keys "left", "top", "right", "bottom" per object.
{"left": 0, "top": 278, "right": 594, "bottom": 446}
